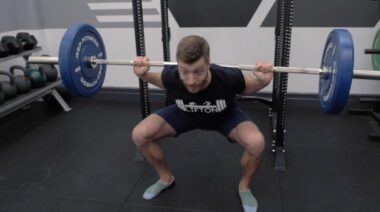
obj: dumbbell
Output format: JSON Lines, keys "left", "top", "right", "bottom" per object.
{"left": 16, "top": 32, "right": 38, "bottom": 50}
{"left": 0, "top": 42, "right": 9, "bottom": 58}
{"left": 1, "top": 36, "right": 22, "bottom": 54}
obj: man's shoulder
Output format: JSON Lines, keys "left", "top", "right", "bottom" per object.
{"left": 162, "top": 65, "right": 179, "bottom": 78}
{"left": 162, "top": 65, "right": 180, "bottom": 89}
{"left": 210, "top": 63, "right": 245, "bottom": 92}
{"left": 163, "top": 65, "right": 178, "bottom": 73}
{"left": 210, "top": 63, "right": 242, "bottom": 78}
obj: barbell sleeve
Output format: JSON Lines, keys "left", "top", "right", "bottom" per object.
{"left": 28, "top": 56, "right": 59, "bottom": 64}
{"left": 353, "top": 70, "right": 380, "bottom": 80}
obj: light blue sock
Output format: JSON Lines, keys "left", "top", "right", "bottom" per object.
{"left": 143, "top": 177, "right": 175, "bottom": 200}
{"left": 239, "top": 190, "right": 258, "bottom": 212}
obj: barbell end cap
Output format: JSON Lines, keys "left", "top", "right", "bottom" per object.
{"left": 89, "top": 56, "right": 98, "bottom": 69}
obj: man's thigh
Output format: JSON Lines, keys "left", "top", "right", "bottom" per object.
{"left": 215, "top": 106, "right": 254, "bottom": 139}
{"left": 154, "top": 104, "right": 199, "bottom": 136}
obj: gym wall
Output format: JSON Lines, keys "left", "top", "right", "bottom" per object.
{"left": 0, "top": 0, "right": 379, "bottom": 95}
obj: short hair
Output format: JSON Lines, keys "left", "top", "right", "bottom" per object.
{"left": 176, "top": 35, "right": 210, "bottom": 64}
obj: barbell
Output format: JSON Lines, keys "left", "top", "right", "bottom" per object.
{"left": 27, "top": 24, "right": 380, "bottom": 114}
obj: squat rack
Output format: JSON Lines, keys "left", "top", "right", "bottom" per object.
{"left": 132, "top": 0, "right": 293, "bottom": 170}
{"left": 271, "top": 0, "right": 294, "bottom": 171}
{"left": 131, "top": 0, "right": 172, "bottom": 161}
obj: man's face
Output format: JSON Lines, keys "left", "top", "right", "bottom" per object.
{"left": 178, "top": 57, "right": 210, "bottom": 94}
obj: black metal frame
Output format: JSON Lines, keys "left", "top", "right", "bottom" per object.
{"left": 160, "top": 0, "right": 173, "bottom": 106}
{"left": 132, "top": 0, "right": 151, "bottom": 119}
{"left": 160, "top": 0, "right": 171, "bottom": 62}
{"left": 271, "top": 0, "right": 294, "bottom": 171}
{"left": 132, "top": 0, "right": 151, "bottom": 161}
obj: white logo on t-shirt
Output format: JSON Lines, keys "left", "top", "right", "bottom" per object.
{"left": 175, "top": 99, "right": 227, "bottom": 113}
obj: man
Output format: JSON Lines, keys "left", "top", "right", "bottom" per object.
{"left": 132, "top": 35, "right": 273, "bottom": 212}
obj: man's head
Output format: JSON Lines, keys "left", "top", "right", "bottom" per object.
{"left": 176, "top": 35, "right": 211, "bottom": 93}
{"left": 176, "top": 35, "right": 210, "bottom": 64}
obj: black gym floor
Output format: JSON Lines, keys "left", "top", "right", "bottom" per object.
{"left": 0, "top": 90, "right": 379, "bottom": 212}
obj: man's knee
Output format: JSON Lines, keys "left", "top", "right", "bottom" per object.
{"left": 132, "top": 124, "right": 152, "bottom": 148}
{"left": 230, "top": 122, "right": 265, "bottom": 156}
{"left": 244, "top": 132, "right": 265, "bottom": 157}
{"left": 132, "top": 114, "right": 175, "bottom": 148}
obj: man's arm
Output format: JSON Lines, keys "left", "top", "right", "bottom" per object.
{"left": 138, "top": 72, "right": 165, "bottom": 89}
{"left": 241, "top": 62, "right": 273, "bottom": 95}
{"left": 133, "top": 56, "right": 165, "bottom": 89}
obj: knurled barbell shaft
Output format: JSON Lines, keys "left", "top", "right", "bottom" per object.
{"left": 95, "top": 59, "right": 326, "bottom": 75}
{"left": 93, "top": 58, "right": 177, "bottom": 67}
{"left": 27, "top": 57, "right": 179, "bottom": 67}
{"left": 27, "top": 56, "right": 380, "bottom": 79}
{"left": 28, "top": 56, "right": 325, "bottom": 75}
{"left": 235, "top": 64, "right": 326, "bottom": 74}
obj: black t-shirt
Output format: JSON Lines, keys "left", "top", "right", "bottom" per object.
{"left": 161, "top": 64, "right": 245, "bottom": 119}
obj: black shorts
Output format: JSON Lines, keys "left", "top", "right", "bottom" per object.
{"left": 154, "top": 104, "right": 253, "bottom": 138}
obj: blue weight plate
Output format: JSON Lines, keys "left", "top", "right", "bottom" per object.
{"left": 58, "top": 24, "right": 107, "bottom": 97}
{"left": 319, "top": 29, "right": 354, "bottom": 114}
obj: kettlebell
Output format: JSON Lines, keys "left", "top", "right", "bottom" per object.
{"left": 0, "top": 71, "right": 18, "bottom": 100}
{"left": 26, "top": 65, "right": 47, "bottom": 88}
{"left": 39, "top": 55, "right": 58, "bottom": 82}
{"left": 9, "top": 65, "right": 31, "bottom": 94}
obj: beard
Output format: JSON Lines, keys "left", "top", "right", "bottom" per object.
{"left": 182, "top": 71, "right": 209, "bottom": 93}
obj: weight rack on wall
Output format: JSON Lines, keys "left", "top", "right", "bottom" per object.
{"left": 0, "top": 48, "right": 71, "bottom": 118}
